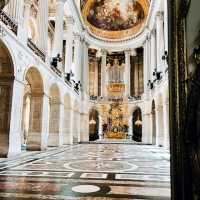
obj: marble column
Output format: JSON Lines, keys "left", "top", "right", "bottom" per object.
{"left": 74, "top": 34, "right": 82, "bottom": 82}
{"left": 128, "top": 115, "right": 133, "bottom": 140}
{"left": 125, "top": 50, "right": 131, "bottom": 98}
{"left": 52, "top": 0, "right": 64, "bottom": 58}
{"left": 37, "top": 0, "right": 48, "bottom": 53}
{"left": 143, "top": 40, "right": 149, "bottom": 98}
{"left": 48, "top": 101, "right": 60, "bottom": 147}
{"left": 142, "top": 112, "right": 152, "bottom": 144}
{"left": 98, "top": 116, "right": 103, "bottom": 140}
{"left": 101, "top": 50, "right": 107, "bottom": 97}
{"left": 26, "top": 94, "right": 43, "bottom": 151}
{"left": 8, "top": 79, "right": 25, "bottom": 157}
{"left": 155, "top": 105, "right": 164, "bottom": 146}
{"left": 22, "top": 0, "right": 32, "bottom": 42}
{"left": 7, "top": 0, "right": 23, "bottom": 23}
{"left": 150, "top": 30, "right": 156, "bottom": 80}
{"left": 164, "top": 0, "right": 168, "bottom": 51}
{"left": 59, "top": 102, "right": 64, "bottom": 146}
{"left": 80, "top": 113, "right": 89, "bottom": 142}
{"left": 163, "top": 98, "right": 169, "bottom": 149}
{"left": 156, "top": 11, "right": 165, "bottom": 72}
{"left": 64, "top": 16, "right": 74, "bottom": 74}
{"left": 41, "top": 93, "right": 50, "bottom": 149}
{"left": 82, "top": 41, "right": 89, "bottom": 98}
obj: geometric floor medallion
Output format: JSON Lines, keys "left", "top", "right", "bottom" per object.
{"left": 64, "top": 160, "right": 138, "bottom": 173}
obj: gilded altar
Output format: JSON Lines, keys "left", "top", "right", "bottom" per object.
{"left": 104, "top": 103, "right": 128, "bottom": 139}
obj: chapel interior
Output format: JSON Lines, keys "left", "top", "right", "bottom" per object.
{"left": 0, "top": 0, "right": 199, "bottom": 199}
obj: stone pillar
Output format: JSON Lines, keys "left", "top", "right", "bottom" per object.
{"left": 73, "top": 109, "right": 80, "bottom": 143}
{"left": 150, "top": 30, "right": 156, "bottom": 80}
{"left": 134, "top": 59, "right": 139, "bottom": 96}
{"left": 124, "top": 50, "right": 131, "bottom": 98}
{"left": 128, "top": 115, "right": 133, "bottom": 140}
{"left": 80, "top": 113, "right": 89, "bottom": 142}
{"left": 37, "top": 0, "right": 48, "bottom": 53}
{"left": 163, "top": 97, "right": 169, "bottom": 149}
{"left": 164, "top": 0, "right": 168, "bottom": 51}
{"left": 22, "top": 0, "right": 32, "bottom": 42}
{"left": 74, "top": 34, "right": 82, "bottom": 82}
{"left": 41, "top": 93, "right": 50, "bottom": 149}
{"left": 94, "top": 60, "right": 99, "bottom": 96}
{"left": 81, "top": 41, "right": 89, "bottom": 98}
{"left": 99, "top": 116, "right": 103, "bottom": 140}
{"left": 59, "top": 102, "right": 64, "bottom": 146}
{"left": 101, "top": 50, "right": 107, "bottom": 97}
{"left": 8, "top": 79, "right": 24, "bottom": 157}
{"left": 52, "top": 0, "right": 64, "bottom": 58}
{"left": 156, "top": 11, "right": 165, "bottom": 72}
{"left": 26, "top": 94, "right": 43, "bottom": 151}
{"left": 64, "top": 16, "right": 74, "bottom": 74}
{"left": 63, "top": 107, "right": 73, "bottom": 145}
{"left": 48, "top": 101, "right": 60, "bottom": 147}
{"left": 142, "top": 112, "right": 151, "bottom": 144}
{"left": 155, "top": 105, "right": 164, "bottom": 146}
{"left": 143, "top": 40, "right": 149, "bottom": 99}
{"left": 7, "top": 0, "right": 23, "bottom": 23}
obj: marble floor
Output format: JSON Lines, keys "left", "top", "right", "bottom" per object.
{"left": 0, "top": 143, "right": 171, "bottom": 199}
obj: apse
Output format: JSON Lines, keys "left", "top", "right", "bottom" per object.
{"left": 81, "top": 0, "right": 150, "bottom": 40}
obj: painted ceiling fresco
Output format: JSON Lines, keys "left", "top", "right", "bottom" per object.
{"left": 81, "top": 0, "right": 150, "bottom": 40}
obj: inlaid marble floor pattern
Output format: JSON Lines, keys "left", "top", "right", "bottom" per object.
{"left": 0, "top": 143, "right": 170, "bottom": 199}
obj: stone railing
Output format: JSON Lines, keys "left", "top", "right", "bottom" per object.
{"left": 50, "top": 65, "right": 62, "bottom": 77}
{"left": 128, "top": 95, "right": 142, "bottom": 102}
{"left": 27, "top": 38, "right": 46, "bottom": 62}
{"left": 0, "top": 10, "right": 17, "bottom": 35}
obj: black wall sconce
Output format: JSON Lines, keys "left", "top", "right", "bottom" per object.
{"left": 65, "top": 70, "right": 74, "bottom": 82}
{"left": 193, "top": 45, "right": 200, "bottom": 65}
{"left": 162, "top": 51, "right": 169, "bottom": 64}
{"left": 153, "top": 68, "right": 162, "bottom": 81}
{"left": 147, "top": 80, "right": 154, "bottom": 89}
{"left": 73, "top": 80, "right": 82, "bottom": 92}
{"left": 51, "top": 54, "right": 62, "bottom": 68}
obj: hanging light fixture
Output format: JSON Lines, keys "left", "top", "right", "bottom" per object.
{"left": 135, "top": 116, "right": 142, "bottom": 127}
{"left": 89, "top": 117, "right": 96, "bottom": 125}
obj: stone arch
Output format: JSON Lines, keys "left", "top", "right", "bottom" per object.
{"left": 22, "top": 67, "right": 44, "bottom": 151}
{"left": 89, "top": 108, "right": 99, "bottom": 141}
{"left": 0, "top": 39, "right": 14, "bottom": 157}
{"left": 132, "top": 107, "right": 142, "bottom": 142}
{"left": 73, "top": 100, "right": 80, "bottom": 143}
{"left": 63, "top": 93, "right": 73, "bottom": 144}
{"left": 48, "top": 84, "right": 61, "bottom": 147}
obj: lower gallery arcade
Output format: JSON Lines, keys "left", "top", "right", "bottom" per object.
{"left": 0, "top": 39, "right": 170, "bottom": 157}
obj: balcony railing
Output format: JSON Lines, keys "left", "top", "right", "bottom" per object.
{"left": 0, "top": 11, "right": 17, "bottom": 35}
{"left": 50, "top": 65, "right": 62, "bottom": 77}
{"left": 128, "top": 96, "right": 142, "bottom": 101}
{"left": 27, "top": 38, "right": 46, "bottom": 62}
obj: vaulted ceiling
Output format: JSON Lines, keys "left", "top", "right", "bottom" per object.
{"left": 81, "top": 0, "right": 150, "bottom": 40}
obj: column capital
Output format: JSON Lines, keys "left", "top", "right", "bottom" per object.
{"left": 64, "top": 16, "right": 75, "bottom": 26}
{"left": 56, "top": 0, "right": 65, "bottom": 4}
{"left": 101, "top": 49, "right": 107, "bottom": 56}
{"left": 24, "top": 0, "right": 32, "bottom": 6}
{"left": 124, "top": 49, "right": 132, "bottom": 55}
{"left": 74, "top": 33, "right": 81, "bottom": 40}
{"left": 151, "top": 28, "right": 156, "bottom": 36}
{"left": 156, "top": 11, "right": 164, "bottom": 21}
